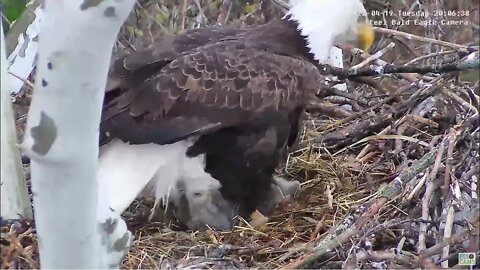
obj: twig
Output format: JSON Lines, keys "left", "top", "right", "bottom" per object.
{"left": 418, "top": 135, "right": 447, "bottom": 252}
{"left": 419, "top": 231, "right": 470, "bottom": 259}
{"left": 337, "top": 134, "right": 429, "bottom": 157}
{"left": 356, "top": 126, "right": 391, "bottom": 160}
{"left": 324, "top": 183, "right": 335, "bottom": 210}
{"left": 393, "top": 36, "right": 422, "bottom": 58}
{"left": 8, "top": 71, "right": 35, "bottom": 90}
{"left": 459, "top": 87, "right": 480, "bottom": 112}
{"left": 320, "top": 84, "right": 412, "bottom": 128}
{"left": 373, "top": 27, "right": 477, "bottom": 51}
{"left": 459, "top": 114, "right": 480, "bottom": 131}
{"left": 352, "top": 249, "right": 438, "bottom": 269}
{"left": 407, "top": 114, "right": 440, "bottom": 129}
{"left": 333, "top": 59, "right": 480, "bottom": 78}
{"left": 394, "top": 117, "right": 410, "bottom": 159}
{"left": 406, "top": 172, "right": 428, "bottom": 200}
{"left": 441, "top": 88, "right": 479, "bottom": 116}
{"left": 441, "top": 204, "right": 455, "bottom": 268}
{"left": 438, "top": 128, "right": 458, "bottom": 268}
{"left": 178, "top": 0, "right": 188, "bottom": 32}
{"left": 350, "top": 76, "right": 392, "bottom": 94}
{"left": 351, "top": 48, "right": 420, "bottom": 83}
{"left": 393, "top": 97, "right": 438, "bottom": 156}
{"left": 429, "top": 140, "right": 447, "bottom": 184}
{"left": 216, "top": 0, "right": 233, "bottom": 26}
{"left": 322, "top": 87, "right": 369, "bottom": 107}
{"left": 316, "top": 78, "right": 445, "bottom": 149}
{"left": 460, "top": 162, "right": 479, "bottom": 183}
{"left": 306, "top": 99, "right": 353, "bottom": 118}
{"left": 405, "top": 50, "right": 459, "bottom": 65}
{"left": 309, "top": 215, "right": 327, "bottom": 241}
{"left": 349, "top": 42, "right": 396, "bottom": 71}
{"left": 443, "top": 128, "right": 457, "bottom": 196}
{"left": 323, "top": 96, "right": 363, "bottom": 111}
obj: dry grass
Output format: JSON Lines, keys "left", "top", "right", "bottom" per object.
{"left": 2, "top": 0, "right": 479, "bottom": 269}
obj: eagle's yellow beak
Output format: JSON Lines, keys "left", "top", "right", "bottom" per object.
{"left": 357, "top": 22, "right": 375, "bottom": 51}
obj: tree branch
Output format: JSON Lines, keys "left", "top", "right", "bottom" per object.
{"left": 322, "top": 59, "right": 480, "bottom": 78}
{"left": 373, "top": 27, "right": 478, "bottom": 51}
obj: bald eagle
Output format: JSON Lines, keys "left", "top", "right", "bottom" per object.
{"left": 98, "top": 0, "right": 374, "bottom": 230}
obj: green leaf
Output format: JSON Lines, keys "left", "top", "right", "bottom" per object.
{"left": 1, "top": 0, "right": 27, "bottom": 23}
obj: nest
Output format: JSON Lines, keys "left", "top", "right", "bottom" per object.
{"left": 2, "top": 0, "right": 479, "bottom": 269}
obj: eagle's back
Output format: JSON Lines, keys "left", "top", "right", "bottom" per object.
{"left": 101, "top": 19, "right": 319, "bottom": 146}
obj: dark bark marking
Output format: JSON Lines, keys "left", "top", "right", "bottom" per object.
{"left": 30, "top": 111, "right": 57, "bottom": 155}
{"left": 100, "top": 218, "right": 118, "bottom": 234}
{"left": 112, "top": 232, "right": 130, "bottom": 252}
{"left": 104, "top": 6, "right": 116, "bottom": 17}
{"left": 80, "top": 0, "right": 105, "bottom": 10}
{"left": 18, "top": 33, "right": 30, "bottom": 57}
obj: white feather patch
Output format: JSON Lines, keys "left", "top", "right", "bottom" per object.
{"left": 97, "top": 138, "right": 219, "bottom": 215}
{"left": 328, "top": 46, "right": 347, "bottom": 91}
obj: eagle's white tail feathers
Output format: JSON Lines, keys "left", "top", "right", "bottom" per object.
{"left": 142, "top": 167, "right": 175, "bottom": 221}
{"left": 97, "top": 139, "right": 188, "bottom": 215}
{"left": 97, "top": 138, "right": 221, "bottom": 218}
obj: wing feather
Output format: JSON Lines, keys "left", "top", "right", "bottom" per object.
{"left": 101, "top": 42, "right": 322, "bottom": 146}
{"left": 106, "top": 26, "right": 245, "bottom": 91}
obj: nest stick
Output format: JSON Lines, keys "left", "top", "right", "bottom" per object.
{"left": 290, "top": 146, "right": 440, "bottom": 269}
{"left": 373, "top": 27, "right": 475, "bottom": 51}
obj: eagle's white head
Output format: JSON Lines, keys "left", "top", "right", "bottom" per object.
{"left": 285, "top": 0, "right": 375, "bottom": 63}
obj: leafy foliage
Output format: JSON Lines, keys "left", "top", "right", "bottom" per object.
{"left": 1, "top": 0, "right": 27, "bottom": 23}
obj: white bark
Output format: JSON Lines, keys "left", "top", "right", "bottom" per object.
{"left": 6, "top": 0, "right": 42, "bottom": 94}
{"left": 96, "top": 176, "right": 134, "bottom": 268}
{"left": 0, "top": 21, "right": 33, "bottom": 220}
{"left": 20, "top": 0, "right": 135, "bottom": 268}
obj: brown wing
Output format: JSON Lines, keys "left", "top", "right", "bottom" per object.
{"left": 100, "top": 42, "right": 321, "bottom": 145}
{"left": 106, "top": 26, "right": 245, "bottom": 92}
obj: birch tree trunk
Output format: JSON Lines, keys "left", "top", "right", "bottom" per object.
{"left": 0, "top": 21, "right": 33, "bottom": 220}
{"left": 20, "top": 0, "right": 135, "bottom": 268}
